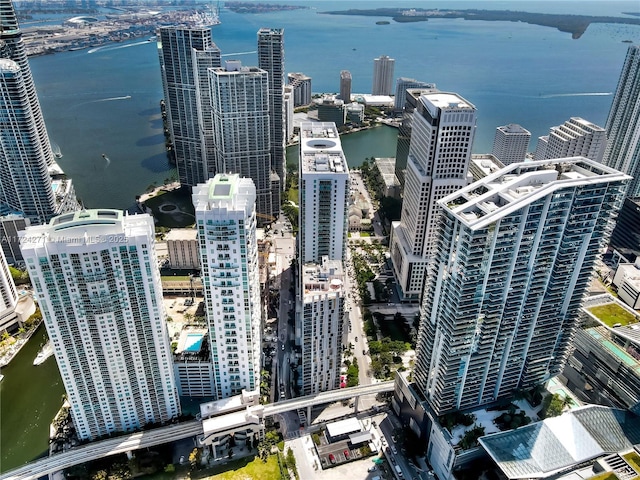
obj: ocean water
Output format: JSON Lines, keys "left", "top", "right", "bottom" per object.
{"left": 28, "top": 1, "right": 640, "bottom": 209}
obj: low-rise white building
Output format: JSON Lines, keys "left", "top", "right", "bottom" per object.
{"left": 613, "top": 258, "right": 640, "bottom": 309}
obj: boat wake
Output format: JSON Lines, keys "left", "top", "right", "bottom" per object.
{"left": 102, "top": 154, "right": 111, "bottom": 168}
{"left": 95, "top": 95, "right": 132, "bottom": 102}
{"left": 540, "top": 92, "right": 612, "bottom": 98}
{"left": 221, "top": 50, "right": 257, "bottom": 57}
{"left": 88, "top": 41, "right": 150, "bottom": 54}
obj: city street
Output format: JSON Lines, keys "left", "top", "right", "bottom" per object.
{"left": 265, "top": 213, "right": 296, "bottom": 400}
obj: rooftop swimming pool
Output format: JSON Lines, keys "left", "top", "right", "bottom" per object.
{"left": 183, "top": 333, "right": 204, "bottom": 352}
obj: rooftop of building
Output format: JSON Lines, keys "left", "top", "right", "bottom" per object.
{"left": 479, "top": 405, "right": 640, "bottom": 480}
{"left": 422, "top": 91, "right": 474, "bottom": 110}
{"left": 192, "top": 173, "right": 256, "bottom": 214}
{"left": 585, "top": 297, "right": 640, "bottom": 329}
{"left": 439, "top": 157, "right": 631, "bottom": 230}
{"left": 51, "top": 209, "right": 122, "bottom": 227}
{"left": 288, "top": 72, "right": 311, "bottom": 80}
{"left": 258, "top": 27, "right": 283, "bottom": 34}
{"left": 565, "top": 116, "right": 605, "bottom": 132}
{"left": 497, "top": 123, "right": 531, "bottom": 135}
{"left": 201, "top": 404, "right": 264, "bottom": 436}
{"left": 302, "top": 258, "right": 344, "bottom": 294}
{"left": 213, "top": 60, "right": 264, "bottom": 74}
{"left": 351, "top": 94, "right": 394, "bottom": 106}
{"left": 165, "top": 228, "right": 197, "bottom": 242}
{"left": 0, "top": 58, "right": 19, "bottom": 72}
{"left": 174, "top": 326, "right": 208, "bottom": 355}
{"left": 583, "top": 325, "right": 640, "bottom": 375}
{"left": 20, "top": 209, "right": 155, "bottom": 247}
{"left": 199, "top": 389, "right": 260, "bottom": 420}
{"left": 469, "top": 154, "right": 505, "bottom": 180}
{"left": 299, "top": 122, "right": 349, "bottom": 175}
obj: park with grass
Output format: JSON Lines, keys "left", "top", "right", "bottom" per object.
{"left": 588, "top": 302, "right": 639, "bottom": 327}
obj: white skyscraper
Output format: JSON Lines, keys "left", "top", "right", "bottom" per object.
{"left": 534, "top": 117, "right": 606, "bottom": 162}
{"left": 491, "top": 123, "right": 531, "bottom": 165}
{"left": 390, "top": 92, "right": 477, "bottom": 301}
{"left": 20, "top": 210, "right": 180, "bottom": 440}
{"left": 298, "top": 122, "right": 349, "bottom": 264}
{"left": 158, "top": 24, "right": 221, "bottom": 187}
{"left": 603, "top": 44, "right": 640, "bottom": 197}
{"left": 288, "top": 72, "right": 312, "bottom": 107}
{"left": 414, "top": 158, "right": 629, "bottom": 415}
{"left": 193, "top": 174, "right": 262, "bottom": 399}
{"left": 372, "top": 55, "right": 395, "bottom": 96}
{"left": 299, "top": 258, "right": 345, "bottom": 395}
{"left": 0, "top": 3, "right": 78, "bottom": 226}
{"left": 209, "top": 61, "right": 273, "bottom": 224}
{"left": 0, "top": 247, "right": 19, "bottom": 333}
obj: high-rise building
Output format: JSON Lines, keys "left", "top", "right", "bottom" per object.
{"left": 193, "top": 174, "right": 262, "bottom": 399}
{"left": 257, "top": 28, "right": 285, "bottom": 197}
{"left": 372, "top": 55, "right": 395, "bottom": 96}
{"left": 0, "top": 0, "right": 55, "bottom": 168}
{"left": 298, "top": 122, "right": 349, "bottom": 264}
{"left": 390, "top": 92, "right": 476, "bottom": 301}
{"left": 209, "top": 61, "right": 273, "bottom": 224}
{"left": 609, "top": 196, "right": 640, "bottom": 262}
{"left": 394, "top": 87, "right": 438, "bottom": 189}
{"left": 20, "top": 210, "right": 181, "bottom": 440}
{"left": 283, "top": 85, "right": 295, "bottom": 142}
{"left": 0, "top": 247, "right": 19, "bottom": 333}
{"left": 288, "top": 72, "right": 312, "bottom": 107}
{"left": 299, "top": 258, "right": 345, "bottom": 395}
{"left": 603, "top": 44, "right": 640, "bottom": 197}
{"left": 339, "top": 70, "right": 352, "bottom": 102}
{"left": 414, "top": 158, "right": 629, "bottom": 415}
{"left": 534, "top": 117, "right": 606, "bottom": 162}
{"left": 317, "top": 96, "right": 345, "bottom": 127}
{"left": 158, "top": 25, "right": 221, "bottom": 187}
{"left": 0, "top": 214, "right": 29, "bottom": 264}
{"left": 491, "top": 123, "right": 531, "bottom": 165}
{"left": 393, "top": 77, "right": 434, "bottom": 111}
{"left": 0, "top": 3, "right": 78, "bottom": 225}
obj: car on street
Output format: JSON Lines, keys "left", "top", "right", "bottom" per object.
{"left": 281, "top": 343, "right": 285, "bottom": 350}
{"left": 391, "top": 445, "right": 398, "bottom": 455}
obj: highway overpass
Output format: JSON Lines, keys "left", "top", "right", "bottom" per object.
{"left": 0, "top": 381, "right": 394, "bottom": 480}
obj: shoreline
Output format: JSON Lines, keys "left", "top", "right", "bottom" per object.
{"left": 320, "top": 8, "right": 640, "bottom": 39}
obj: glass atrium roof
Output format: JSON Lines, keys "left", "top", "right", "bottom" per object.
{"left": 479, "top": 406, "right": 640, "bottom": 479}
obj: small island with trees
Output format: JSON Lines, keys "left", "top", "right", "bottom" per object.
{"left": 319, "top": 8, "right": 640, "bottom": 39}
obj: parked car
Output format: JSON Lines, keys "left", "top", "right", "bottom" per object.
{"left": 368, "top": 465, "right": 377, "bottom": 472}
{"left": 329, "top": 454, "right": 336, "bottom": 464}
{"left": 344, "top": 449, "right": 350, "bottom": 459}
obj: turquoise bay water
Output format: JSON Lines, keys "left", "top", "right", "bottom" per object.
{"left": 29, "top": 1, "right": 640, "bottom": 209}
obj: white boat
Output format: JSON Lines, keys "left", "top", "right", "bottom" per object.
{"left": 33, "top": 341, "right": 54, "bottom": 366}
{"left": 0, "top": 374, "right": 4, "bottom": 383}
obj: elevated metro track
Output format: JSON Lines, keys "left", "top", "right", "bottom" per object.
{"left": 0, "top": 381, "right": 394, "bottom": 480}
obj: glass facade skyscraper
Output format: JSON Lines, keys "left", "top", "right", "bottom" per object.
{"left": 414, "top": 158, "right": 629, "bottom": 415}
